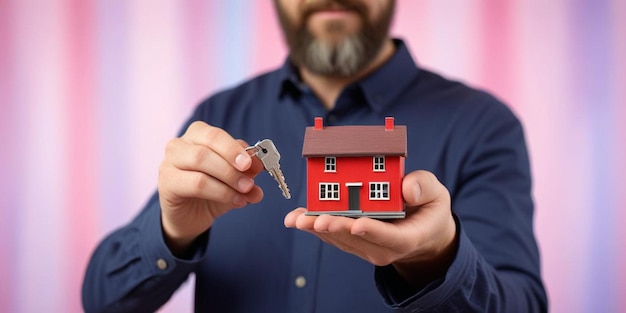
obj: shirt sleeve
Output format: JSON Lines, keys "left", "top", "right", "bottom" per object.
{"left": 375, "top": 99, "right": 548, "bottom": 312}
{"left": 81, "top": 193, "right": 209, "bottom": 313}
{"left": 376, "top": 223, "right": 545, "bottom": 312}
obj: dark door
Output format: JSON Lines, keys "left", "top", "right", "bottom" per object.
{"left": 348, "top": 185, "right": 360, "bottom": 211}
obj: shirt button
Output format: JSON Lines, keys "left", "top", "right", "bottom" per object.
{"left": 156, "top": 258, "right": 168, "bottom": 270}
{"left": 294, "top": 276, "right": 306, "bottom": 288}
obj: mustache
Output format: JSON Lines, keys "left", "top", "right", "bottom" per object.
{"left": 302, "top": 0, "right": 367, "bottom": 19}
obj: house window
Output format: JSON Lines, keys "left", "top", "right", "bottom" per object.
{"left": 320, "top": 183, "right": 340, "bottom": 200}
{"left": 325, "top": 157, "right": 336, "bottom": 172}
{"left": 369, "top": 182, "right": 389, "bottom": 200}
{"left": 373, "top": 156, "right": 385, "bottom": 172}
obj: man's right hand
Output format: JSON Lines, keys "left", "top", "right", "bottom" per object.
{"left": 157, "top": 121, "right": 265, "bottom": 255}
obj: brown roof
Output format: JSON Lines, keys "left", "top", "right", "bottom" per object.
{"left": 302, "top": 125, "right": 407, "bottom": 157}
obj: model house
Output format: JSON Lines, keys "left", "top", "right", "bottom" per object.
{"left": 302, "top": 117, "right": 407, "bottom": 218}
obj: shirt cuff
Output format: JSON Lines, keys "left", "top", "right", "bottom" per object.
{"left": 137, "top": 199, "right": 210, "bottom": 278}
{"left": 375, "top": 215, "right": 476, "bottom": 310}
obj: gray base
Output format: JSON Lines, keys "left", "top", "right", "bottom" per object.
{"left": 305, "top": 210, "right": 406, "bottom": 219}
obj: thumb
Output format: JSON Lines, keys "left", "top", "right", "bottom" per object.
{"left": 402, "top": 170, "right": 450, "bottom": 207}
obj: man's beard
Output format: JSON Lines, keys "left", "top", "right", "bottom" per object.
{"left": 275, "top": 0, "right": 395, "bottom": 77}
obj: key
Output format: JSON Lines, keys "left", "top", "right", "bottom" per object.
{"left": 246, "top": 139, "right": 291, "bottom": 199}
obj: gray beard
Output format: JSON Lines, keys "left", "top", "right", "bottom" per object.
{"left": 274, "top": 0, "right": 396, "bottom": 78}
{"left": 302, "top": 35, "right": 368, "bottom": 77}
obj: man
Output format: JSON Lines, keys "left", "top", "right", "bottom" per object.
{"left": 83, "top": 0, "right": 548, "bottom": 312}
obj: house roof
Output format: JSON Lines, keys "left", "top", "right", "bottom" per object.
{"left": 302, "top": 124, "right": 407, "bottom": 157}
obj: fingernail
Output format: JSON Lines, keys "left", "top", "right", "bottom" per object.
{"left": 413, "top": 183, "right": 421, "bottom": 203}
{"left": 235, "top": 153, "right": 250, "bottom": 171}
{"left": 233, "top": 195, "right": 247, "bottom": 207}
{"left": 355, "top": 231, "right": 366, "bottom": 236}
{"left": 237, "top": 177, "right": 254, "bottom": 192}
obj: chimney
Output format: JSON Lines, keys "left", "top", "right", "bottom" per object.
{"left": 314, "top": 117, "right": 323, "bottom": 130}
{"left": 385, "top": 117, "right": 394, "bottom": 130}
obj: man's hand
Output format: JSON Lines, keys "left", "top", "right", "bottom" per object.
{"left": 284, "top": 170, "right": 458, "bottom": 288}
{"left": 158, "top": 121, "right": 265, "bottom": 255}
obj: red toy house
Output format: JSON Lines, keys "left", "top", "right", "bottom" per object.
{"left": 302, "top": 117, "right": 407, "bottom": 219}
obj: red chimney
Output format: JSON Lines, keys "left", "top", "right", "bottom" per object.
{"left": 385, "top": 117, "right": 394, "bottom": 130}
{"left": 314, "top": 117, "right": 323, "bottom": 130}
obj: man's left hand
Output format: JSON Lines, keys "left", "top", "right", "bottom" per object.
{"left": 284, "top": 170, "right": 458, "bottom": 288}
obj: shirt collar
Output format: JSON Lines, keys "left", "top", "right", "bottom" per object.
{"left": 277, "top": 39, "right": 421, "bottom": 113}
{"left": 276, "top": 60, "right": 302, "bottom": 99}
{"left": 358, "top": 39, "right": 421, "bottom": 113}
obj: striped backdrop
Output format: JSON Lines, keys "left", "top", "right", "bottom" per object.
{"left": 1, "top": 1, "right": 624, "bottom": 312}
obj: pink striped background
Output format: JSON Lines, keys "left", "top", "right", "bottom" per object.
{"left": 1, "top": 1, "right": 624, "bottom": 312}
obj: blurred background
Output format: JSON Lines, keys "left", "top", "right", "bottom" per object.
{"left": 1, "top": 0, "right": 624, "bottom": 312}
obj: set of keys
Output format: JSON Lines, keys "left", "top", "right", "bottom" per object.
{"left": 246, "top": 139, "right": 291, "bottom": 199}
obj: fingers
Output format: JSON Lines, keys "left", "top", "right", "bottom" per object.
{"left": 165, "top": 138, "right": 255, "bottom": 194}
{"left": 402, "top": 170, "right": 450, "bottom": 207}
{"left": 284, "top": 210, "right": 400, "bottom": 265}
{"left": 182, "top": 121, "right": 252, "bottom": 172}
{"left": 159, "top": 163, "right": 263, "bottom": 207}
{"left": 284, "top": 209, "right": 353, "bottom": 233}
{"left": 177, "top": 121, "right": 266, "bottom": 190}
{"left": 160, "top": 121, "right": 266, "bottom": 208}
{"left": 284, "top": 207, "right": 308, "bottom": 228}
{"left": 312, "top": 215, "right": 407, "bottom": 262}
{"left": 284, "top": 170, "right": 453, "bottom": 267}
{"left": 236, "top": 139, "right": 265, "bottom": 177}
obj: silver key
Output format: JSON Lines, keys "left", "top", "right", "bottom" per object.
{"left": 246, "top": 139, "right": 291, "bottom": 199}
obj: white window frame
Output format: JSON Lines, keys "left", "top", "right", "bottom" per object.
{"left": 373, "top": 156, "right": 385, "bottom": 172}
{"left": 325, "top": 157, "right": 336, "bottom": 172}
{"left": 319, "top": 183, "right": 340, "bottom": 200}
{"left": 369, "top": 182, "right": 390, "bottom": 200}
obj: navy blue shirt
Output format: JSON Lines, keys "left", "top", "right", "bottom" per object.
{"left": 83, "top": 40, "right": 547, "bottom": 312}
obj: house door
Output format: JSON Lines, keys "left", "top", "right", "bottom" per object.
{"left": 346, "top": 183, "right": 362, "bottom": 211}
